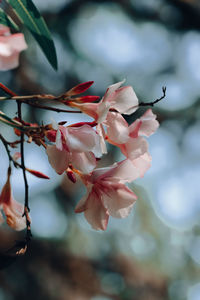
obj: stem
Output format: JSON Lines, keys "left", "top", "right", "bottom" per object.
{"left": 25, "top": 102, "right": 82, "bottom": 113}
{"left": 17, "top": 100, "right": 32, "bottom": 243}
{"left": 139, "top": 86, "right": 166, "bottom": 107}
{"left": 0, "top": 133, "right": 12, "bottom": 167}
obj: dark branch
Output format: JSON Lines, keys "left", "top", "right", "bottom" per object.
{"left": 139, "top": 86, "right": 166, "bottom": 107}
{"left": 17, "top": 101, "right": 32, "bottom": 244}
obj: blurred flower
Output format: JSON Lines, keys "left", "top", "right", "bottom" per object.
{"left": 0, "top": 167, "right": 26, "bottom": 231}
{"left": 0, "top": 25, "right": 27, "bottom": 71}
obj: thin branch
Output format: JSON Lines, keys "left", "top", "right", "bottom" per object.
{"left": 17, "top": 101, "right": 32, "bottom": 244}
{"left": 0, "top": 133, "right": 13, "bottom": 167}
{"left": 139, "top": 86, "right": 166, "bottom": 107}
{"left": 25, "top": 102, "right": 82, "bottom": 113}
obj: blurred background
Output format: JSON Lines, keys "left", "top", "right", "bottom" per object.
{"left": 0, "top": 0, "right": 200, "bottom": 299}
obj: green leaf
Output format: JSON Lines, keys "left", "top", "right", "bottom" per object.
{"left": 6, "top": 0, "right": 58, "bottom": 70}
{"left": 0, "top": 9, "right": 19, "bottom": 30}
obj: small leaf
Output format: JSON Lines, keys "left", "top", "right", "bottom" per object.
{"left": 0, "top": 8, "right": 19, "bottom": 30}
{"left": 6, "top": 0, "right": 58, "bottom": 70}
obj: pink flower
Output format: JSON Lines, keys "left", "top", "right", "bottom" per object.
{"left": 0, "top": 168, "right": 26, "bottom": 231}
{"left": 46, "top": 124, "right": 102, "bottom": 174}
{"left": 75, "top": 159, "right": 141, "bottom": 230}
{"left": 69, "top": 80, "right": 139, "bottom": 153}
{"left": 0, "top": 25, "right": 27, "bottom": 71}
{"left": 106, "top": 109, "right": 159, "bottom": 177}
{"left": 71, "top": 80, "right": 139, "bottom": 122}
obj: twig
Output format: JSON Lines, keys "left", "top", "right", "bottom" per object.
{"left": 25, "top": 102, "right": 82, "bottom": 113}
{"left": 0, "top": 133, "right": 13, "bottom": 167}
{"left": 17, "top": 101, "right": 32, "bottom": 244}
{"left": 139, "top": 86, "right": 166, "bottom": 107}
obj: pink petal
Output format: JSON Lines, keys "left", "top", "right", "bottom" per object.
{"left": 92, "top": 159, "right": 140, "bottom": 183}
{"left": 96, "top": 123, "right": 107, "bottom": 154}
{"left": 111, "top": 86, "right": 139, "bottom": 115}
{"left": 75, "top": 185, "right": 92, "bottom": 213}
{"left": 71, "top": 152, "right": 97, "bottom": 174}
{"left": 72, "top": 102, "right": 99, "bottom": 121}
{"left": 120, "top": 137, "right": 148, "bottom": 160}
{"left": 84, "top": 190, "right": 109, "bottom": 230}
{"left": 106, "top": 112, "right": 129, "bottom": 144}
{"left": 46, "top": 145, "right": 69, "bottom": 175}
{"left": 102, "top": 183, "right": 137, "bottom": 218}
{"left": 3, "top": 197, "right": 26, "bottom": 231}
{"left": 3, "top": 204, "right": 26, "bottom": 231}
{"left": 55, "top": 129, "right": 63, "bottom": 150}
{"left": 67, "top": 125, "right": 101, "bottom": 154}
{"left": 132, "top": 152, "right": 152, "bottom": 177}
{"left": 128, "top": 120, "right": 142, "bottom": 138}
{"left": 0, "top": 33, "right": 27, "bottom": 71}
{"left": 102, "top": 79, "right": 125, "bottom": 102}
{"left": 139, "top": 109, "right": 159, "bottom": 137}
{"left": 0, "top": 52, "right": 19, "bottom": 71}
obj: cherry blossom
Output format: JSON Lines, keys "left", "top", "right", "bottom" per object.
{"left": 0, "top": 168, "right": 26, "bottom": 231}
{"left": 75, "top": 159, "right": 143, "bottom": 230}
{"left": 46, "top": 124, "right": 102, "bottom": 174}
{"left": 0, "top": 25, "right": 27, "bottom": 71}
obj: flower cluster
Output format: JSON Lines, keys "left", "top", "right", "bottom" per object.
{"left": 0, "top": 78, "right": 160, "bottom": 233}
{"left": 45, "top": 80, "right": 159, "bottom": 230}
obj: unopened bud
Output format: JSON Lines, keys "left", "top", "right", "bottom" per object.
{"left": 66, "top": 169, "right": 76, "bottom": 183}
{"left": 46, "top": 130, "right": 57, "bottom": 142}
{"left": 66, "top": 81, "right": 94, "bottom": 96}
{"left": 75, "top": 95, "right": 100, "bottom": 103}
{"left": 26, "top": 169, "right": 50, "bottom": 179}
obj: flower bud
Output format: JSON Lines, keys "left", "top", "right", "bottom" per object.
{"left": 66, "top": 169, "right": 76, "bottom": 183}
{"left": 66, "top": 81, "right": 94, "bottom": 96}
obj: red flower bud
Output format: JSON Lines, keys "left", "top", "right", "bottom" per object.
{"left": 76, "top": 95, "right": 100, "bottom": 103}
{"left": 26, "top": 168, "right": 50, "bottom": 179}
{"left": 46, "top": 130, "right": 57, "bottom": 142}
{"left": 66, "top": 169, "right": 76, "bottom": 183}
{"left": 67, "top": 81, "right": 94, "bottom": 96}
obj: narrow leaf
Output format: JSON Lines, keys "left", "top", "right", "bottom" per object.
{"left": 6, "top": 0, "right": 57, "bottom": 70}
{"left": 0, "top": 8, "right": 19, "bottom": 30}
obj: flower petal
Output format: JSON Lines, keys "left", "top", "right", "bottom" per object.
{"left": 102, "top": 183, "right": 137, "bottom": 218}
{"left": 120, "top": 137, "right": 148, "bottom": 160}
{"left": 92, "top": 159, "right": 140, "bottom": 183}
{"left": 106, "top": 112, "right": 129, "bottom": 144}
{"left": 111, "top": 86, "right": 139, "bottom": 115}
{"left": 84, "top": 190, "right": 109, "bottom": 230}
{"left": 71, "top": 152, "right": 97, "bottom": 174}
{"left": 139, "top": 109, "right": 159, "bottom": 137}
{"left": 46, "top": 145, "right": 69, "bottom": 175}
{"left": 67, "top": 125, "right": 101, "bottom": 154}
{"left": 3, "top": 204, "right": 26, "bottom": 231}
{"left": 75, "top": 185, "right": 92, "bottom": 213}
{"left": 132, "top": 152, "right": 152, "bottom": 177}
